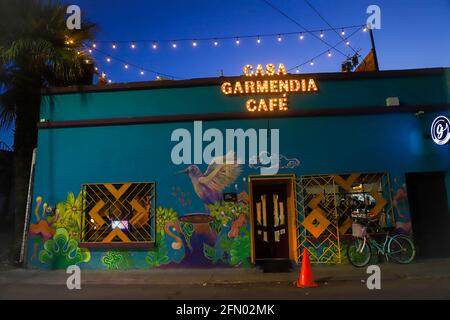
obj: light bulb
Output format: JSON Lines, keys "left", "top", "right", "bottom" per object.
{"left": 346, "top": 40, "right": 350, "bottom": 46}
{"left": 106, "top": 57, "right": 111, "bottom": 62}
{"left": 131, "top": 42, "right": 136, "bottom": 49}
{"left": 124, "top": 64, "right": 129, "bottom": 69}
{"left": 140, "top": 70, "right": 144, "bottom": 75}
{"left": 88, "top": 49, "right": 92, "bottom": 53}
{"left": 235, "top": 38, "right": 240, "bottom": 45}
{"left": 327, "top": 51, "right": 332, "bottom": 57}
{"left": 299, "top": 33, "right": 304, "bottom": 40}
{"left": 256, "top": 37, "right": 261, "bottom": 44}
{"left": 341, "top": 29, "right": 345, "bottom": 36}
{"left": 277, "top": 35, "right": 282, "bottom": 42}
{"left": 108, "top": 79, "right": 112, "bottom": 84}
{"left": 213, "top": 40, "right": 218, "bottom": 46}
{"left": 112, "top": 42, "right": 117, "bottom": 49}
{"left": 192, "top": 40, "right": 197, "bottom": 47}
{"left": 172, "top": 42, "right": 177, "bottom": 48}
{"left": 92, "top": 43, "right": 97, "bottom": 48}
{"left": 310, "top": 60, "right": 314, "bottom": 66}
{"left": 152, "top": 41, "right": 157, "bottom": 49}
{"left": 296, "top": 68, "right": 300, "bottom": 73}
{"left": 363, "top": 26, "right": 368, "bottom": 32}
{"left": 94, "top": 67, "right": 98, "bottom": 71}
{"left": 320, "top": 31, "right": 324, "bottom": 38}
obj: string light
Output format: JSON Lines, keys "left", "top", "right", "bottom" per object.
{"left": 320, "top": 31, "right": 324, "bottom": 38}
{"left": 341, "top": 29, "right": 346, "bottom": 36}
{"left": 296, "top": 68, "right": 300, "bottom": 73}
{"left": 92, "top": 43, "right": 97, "bottom": 48}
{"left": 106, "top": 57, "right": 111, "bottom": 62}
{"left": 299, "top": 33, "right": 304, "bottom": 40}
{"left": 94, "top": 67, "right": 98, "bottom": 71}
{"left": 172, "top": 41, "right": 177, "bottom": 48}
{"left": 235, "top": 38, "right": 240, "bottom": 45}
{"left": 108, "top": 79, "right": 112, "bottom": 84}
{"left": 88, "top": 49, "right": 92, "bottom": 53}
{"left": 363, "top": 26, "right": 368, "bottom": 32}
{"left": 152, "top": 41, "right": 157, "bottom": 49}
{"left": 277, "top": 34, "right": 282, "bottom": 42}
{"left": 131, "top": 42, "right": 136, "bottom": 49}
{"left": 112, "top": 42, "right": 117, "bottom": 49}
{"left": 257, "top": 36, "right": 261, "bottom": 44}
{"left": 192, "top": 40, "right": 197, "bottom": 47}
{"left": 124, "top": 64, "right": 129, "bottom": 69}
{"left": 327, "top": 51, "right": 332, "bottom": 57}
{"left": 346, "top": 40, "right": 350, "bottom": 46}
{"left": 140, "top": 70, "right": 144, "bottom": 75}
{"left": 213, "top": 39, "right": 218, "bottom": 46}
{"left": 310, "top": 60, "right": 314, "bottom": 66}
{"left": 85, "top": 59, "right": 90, "bottom": 64}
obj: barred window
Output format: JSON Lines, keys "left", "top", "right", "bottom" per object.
{"left": 80, "top": 182, "right": 155, "bottom": 248}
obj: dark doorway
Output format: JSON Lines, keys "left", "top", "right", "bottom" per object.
{"left": 406, "top": 172, "right": 450, "bottom": 258}
{"left": 252, "top": 180, "right": 290, "bottom": 261}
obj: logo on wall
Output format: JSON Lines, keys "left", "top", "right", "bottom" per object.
{"left": 431, "top": 115, "right": 450, "bottom": 145}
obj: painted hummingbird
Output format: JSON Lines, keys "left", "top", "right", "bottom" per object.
{"left": 178, "top": 152, "right": 242, "bottom": 211}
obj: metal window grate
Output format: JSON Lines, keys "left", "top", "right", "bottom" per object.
{"left": 80, "top": 182, "right": 155, "bottom": 244}
{"left": 295, "top": 173, "right": 394, "bottom": 264}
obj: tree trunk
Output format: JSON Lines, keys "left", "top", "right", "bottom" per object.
{"left": 13, "top": 92, "right": 40, "bottom": 265}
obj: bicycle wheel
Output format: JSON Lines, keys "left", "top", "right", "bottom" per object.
{"left": 347, "top": 237, "right": 371, "bottom": 267}
{"left": 388, "top": 235, "right": 416, "bottom": 264}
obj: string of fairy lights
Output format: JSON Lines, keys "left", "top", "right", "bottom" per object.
{"left": 82, "top": 24, "right": 369, "bottom": 83}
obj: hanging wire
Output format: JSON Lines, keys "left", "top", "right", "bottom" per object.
{"left": 261, "top": 0, "right": 353, "bottom": 58}
{"left": 303, "top": 0, "right": 361, "bottom": 57}
{"left": 86, "top": 45, "right": 181, "bottom": 80}
{"left": 288, "top": 25, "right": 362, "bottom": 72}
{"left": 88, "top": 24, "right": 365, "bottom": 46}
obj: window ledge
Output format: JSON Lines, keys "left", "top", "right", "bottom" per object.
{"left": 79, "top": 242, "right": 155, "bottom": 250}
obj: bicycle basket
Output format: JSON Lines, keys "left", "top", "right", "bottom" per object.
{"left": 352, "top": 223, "right": 367, "bottom": 238}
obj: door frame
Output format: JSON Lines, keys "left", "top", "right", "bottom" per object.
{"left": 248, "top": 174, "right": 298, "bottom": 264}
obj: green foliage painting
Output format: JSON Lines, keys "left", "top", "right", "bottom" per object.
{"left": 204, "top": 200, "right": 251, "bottom": 268}
{"left": 39, "top": 228, "right": 90, "bottom": 269}
{"left": 156, "top": 207, "right": 177, "bottom": 236}
{"left": 145, "top": 236, "right": 171, "bottom": 267}
{"left": 101, "top": 251, "right": 132, "bottom": 269}
{"left": 209, "top": 201, "right": 249, "bottom": 226}
{"left": 49, "top": 191, "right": 84, "bottom": 240}
{"left": 204, "top": 227, "right": 250, "bottom": 267}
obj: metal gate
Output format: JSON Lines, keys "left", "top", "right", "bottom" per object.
{"left": 295, "top": 173, "right": 394, "bottom": 264}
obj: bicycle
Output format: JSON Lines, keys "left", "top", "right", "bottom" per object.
{"left": 346, "top": 210, "right": 416, "bottom": 268}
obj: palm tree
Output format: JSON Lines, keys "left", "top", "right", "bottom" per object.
{"left": 0, "top": 0, "right": 97, "bottom": 263}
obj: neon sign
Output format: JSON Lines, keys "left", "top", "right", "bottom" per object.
{"left": 221, "top": 63, "right": 318, "bottom": 112}
{"left": 431, "top": 115, "right": 450, "bottom": 145}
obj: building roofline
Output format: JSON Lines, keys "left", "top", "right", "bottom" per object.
{"left": 41, "top": 67, "right": 448, "bottom": 96}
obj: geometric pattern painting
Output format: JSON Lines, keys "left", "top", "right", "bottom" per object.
{"left": 80, "top": 183, "right": 155, "bottom": 244}
{"left": 295, "top": 173, "right": 394, "bottom": 264}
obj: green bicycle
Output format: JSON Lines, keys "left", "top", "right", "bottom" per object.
{"left": 347, "top": 212, "right": 416, "bottom": 268}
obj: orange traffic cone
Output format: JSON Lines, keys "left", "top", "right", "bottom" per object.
{"left": 296, "top": 248, "right": 318, "bottom": 288}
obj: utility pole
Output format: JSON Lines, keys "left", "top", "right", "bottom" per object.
{"left": 369, "top": 25, "right": 380, "bottom": 71}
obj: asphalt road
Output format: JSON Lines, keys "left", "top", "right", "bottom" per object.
{"left": 1, "top": 278, "right": 450, "bottom": 300}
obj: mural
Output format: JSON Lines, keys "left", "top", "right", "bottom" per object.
{"left": 392, "top": 177, "right": 413, "bottom": 234}
{"left": 29, "top": 193, "right": 91, "bottom": 269}
{"left": 27, "top": 155, "right": 413, "bottom": 269}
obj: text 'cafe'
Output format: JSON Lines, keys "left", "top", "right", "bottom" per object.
{"left": 26, "top": 64, "right": 450, "bottom": 270}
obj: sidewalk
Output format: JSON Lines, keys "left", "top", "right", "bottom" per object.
{"left": 1, "top": 259, "right": 450, "bottom": 287}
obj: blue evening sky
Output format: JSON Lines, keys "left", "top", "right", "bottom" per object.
{"left": 1, "top": 0, "right": 449, "bottom": 147}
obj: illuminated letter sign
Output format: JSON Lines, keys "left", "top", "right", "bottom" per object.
{"left": 220, "top": 63, "right": 318, "bottom": 112}
{"left": 431, "top": 115, "right": 450, "bottom": 145}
